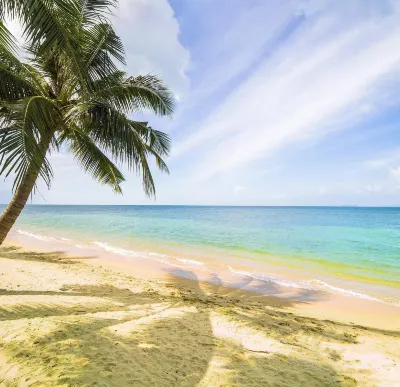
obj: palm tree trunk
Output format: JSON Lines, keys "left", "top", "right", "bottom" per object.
{"left": 0, "top": 135, "right": 52, "bottom": 245}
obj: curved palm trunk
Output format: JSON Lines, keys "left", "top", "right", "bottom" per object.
{"left": 0, "top": 136, "right": 52, "bottom": 245}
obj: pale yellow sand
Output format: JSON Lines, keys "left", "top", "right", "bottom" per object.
{"left": 0, "top": 245, "right": 399, "bottom": 386}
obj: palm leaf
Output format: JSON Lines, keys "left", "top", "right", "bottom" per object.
{"left": 92, "top": 74, "right": 175, "bottom": 115}
{"left": 0, "top": 20, "right": 18, "bottom": 55}
{"left": 65, "top": 126, "right": 125, "bottom": 193}
{"left": 129, "top": 121, "right": 171, "bottom": 157}
{"left": 83, "top": 23, "right": 125, "bottom": 83}
{"left": 79, "top": 0, "right": 118, "bottom": 24}
{"left": 0, "top": 3, "right": 174, "bottom": 201}
{"left": 18, "top": 0, "right": 92, "bottom": 93}
{"left": 0, "top": 64, "right": 36, "bottom": 100}
{"left": 0, "top": 96, "right": 59, "bottom": 190}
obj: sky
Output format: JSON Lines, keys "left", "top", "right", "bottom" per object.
{"left": 2, "top": 0, "right": 400, "bottom": 206}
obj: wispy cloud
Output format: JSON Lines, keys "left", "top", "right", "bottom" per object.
{"left": 365, "top": 152, "right": 400, "bottom": 169}
{"left": 3, "top": 0, "right": 400, "bottom": 206}
{"left": 173, "top": 1, "right": 400, "bottom": 182}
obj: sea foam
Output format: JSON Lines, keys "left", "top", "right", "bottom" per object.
{"left": 91, "top": 241, "right": 139, "bottom": 257}
{"left": 17, "top": 229, "right": 55, "bottom": 242}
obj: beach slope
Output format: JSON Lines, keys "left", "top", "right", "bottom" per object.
{"left": 0, "top": 245, "right": 399, "bottom": 386}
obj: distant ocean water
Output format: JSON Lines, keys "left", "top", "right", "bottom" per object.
{"left": 2, "top": 205, "right": 400, "bottom": 305}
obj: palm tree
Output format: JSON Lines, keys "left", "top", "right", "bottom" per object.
{"left": 0, "top": 0, "right": 175, "bottom": 244}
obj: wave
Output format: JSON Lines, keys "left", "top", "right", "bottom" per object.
{"left": 91, "top": 241, "right": 140, "bottom": 257}
{"left": 227, "top": 266, "right": 307, "bottom": 289}
{"left": 149, "top": 252, "right": 204, "bottom": 266}
{"left": 75, "top": 244, "right": 89, "bottom": 249}
{"left": 17, "top": 229, "right": 56, "bottom": 242}
{"left": 176, "top": 258, "right": 204, "bottom": 266}
{"left": 14, "top": 229, "right": 398, "bottom": 307}
{"left": 73, "top": 240, "right": 205, "bottom": 268}
{"left": 310, "top": 279, "right": 399, "bottom": 305}
{"left": 227, "top": 266, "right": 399, "bottom": 306}
{"left": 16, "top": 229, "right": 74, "bottom": 244}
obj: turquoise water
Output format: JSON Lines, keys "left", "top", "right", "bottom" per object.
{"left": 3, "top": 205, "right": 400, "bottom": 302}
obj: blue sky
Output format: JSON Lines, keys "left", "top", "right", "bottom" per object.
{"left": 2, "top": 0, "right": 400, "bottom": 206}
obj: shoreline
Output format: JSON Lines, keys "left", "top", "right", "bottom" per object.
{"left": 4, "top": 234, "right": 400, "bottom": 331}
{"left": 11, "top": 227, "right": 400, "bottom": 305}
{"left": 1, "top": 241, "right": 399, "bottom": 386}
{"left": 0, "top": 241, "right": 399, "bottom": 385}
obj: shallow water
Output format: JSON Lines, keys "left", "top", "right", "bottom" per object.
{"left": 3, "top": 205, "right": 400, "bottom": 304}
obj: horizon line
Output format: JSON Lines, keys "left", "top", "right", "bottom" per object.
{"left": 1, "top": 204, "right": 400, "bottom": 208}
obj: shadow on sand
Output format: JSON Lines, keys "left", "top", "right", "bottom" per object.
{"left": 2, "top": 251, "right": 394, "bottom": 386}
{"left": 0, "top": 272, "right": 214, "bottom": 386}
{"left": 0, "top": 245, "right": 94, "bottom": 264}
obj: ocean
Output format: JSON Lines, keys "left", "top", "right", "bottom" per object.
{"left": 2, "top": 205, "right": 400, "bottom": 305}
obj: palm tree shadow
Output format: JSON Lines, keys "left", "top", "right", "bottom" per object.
{"left": 2, "top": 269, "right": 385, "bottom": 386}
{"left": 165, "top": 270, "right": 358, "bottom": 386}
{"left": 0, "top": 284, "right": 160, "bottom": 321}
{"left": 0, "top": 271, "right": 214, "bottom": 386}
{"left": 166, "top": 268, "right": 328, "bottom": 310}
{"left": 0, "top": 245, "right": 95, "bottom": 264}
{"left": 215, "top": 343, "right": 357, "bottom": 386}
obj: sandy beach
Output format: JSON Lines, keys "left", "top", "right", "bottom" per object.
{"left": 2, "top": 0, "right": 400, "bottom": 385}
{"left": 0, "top": 242, "right": 399, "bottom": 387}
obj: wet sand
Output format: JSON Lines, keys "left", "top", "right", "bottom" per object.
{"left": 0, "top": 242, "right": 399, "bottom": 386}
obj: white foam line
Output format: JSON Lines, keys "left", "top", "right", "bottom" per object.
{"left": 91, "top": 241, "right": 140, "bottom": 257}
{"left": 227, "top": 265, "right": 399, "bottom": 306}
{"left": 149, "top": 252, "right": 204, "bottom": 266}
{"left": 311, "top": 279, "right": 400, "bottom": 306}
{"left": 176, "top": 257, "right": 204, "bottom": 266}
{"left": 14, "top": 229, "right": 399, "bottom": 307}
{"left": 17, "top": 229, "right": 55, "bottom": 242}
{"left": 228, "top": 266, "right": 305, "bottom": 289}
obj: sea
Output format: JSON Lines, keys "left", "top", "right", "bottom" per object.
{"left": 2, "top": 205, "right": 400, "bottom": 305}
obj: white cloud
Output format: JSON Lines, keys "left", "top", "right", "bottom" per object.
{"left": 3, "top": 1, "right": 400, "bottom": 207}
{"left": 173, "top": 2, "right": 400, "bottom": 182}
{"left": 390, "top": 166, "right": 400, "bottom": 178}
{"left": 6, "top": 1, "right": 190, "bottom": 99}
{"left": 4, "top": 18, "right": 24, "bottom": 45}
{"left": 114, "top": 0, "right": 190, "bottom": 98}
{"left": 233, "top": 185, "right": 246, "bottom": 196}
{"left": 364, "top": 184, "right": 383, "bottom": 194}
{"left": 364, "top": 151, "right": 400, "bottom": 169}
{"left": 2, "top": 1, "right": 191, "bottom": 205}
{"left": 318, "top": 186, "right": 328, "bottom": 195}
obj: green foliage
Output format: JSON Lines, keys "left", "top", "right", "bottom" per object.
{"left": 0, "top": 0, "right": 174, "bottom": 196}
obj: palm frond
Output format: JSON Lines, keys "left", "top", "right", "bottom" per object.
{"left": 0, "top": 0, "right": 19, "bottom": 19}
{"left": 64, "top": 126, "right": 125, "bottom": 193}
{"left": 0, "top": 64, "right": 36, "bottom": 100}
{"left": 0, "top": 20, "right": 17, "bottom": 55}
{"left": 0, "top": 49, "right": 49, "bottom": 100}
{"left": 92, "top": 74, "right": 175, "bottom": 116}
{"left": 129, "top": 120, "right": 171, "bottom": 157}
{"left": 79, "top": 0, "right": 117, "bottom": 24}
{"left": 125, "top": 75, "right": 175, "bottom": 116}
{"left": 17, "top": 0, "right": 92, "bottom": 93}
{"left": 0, "top": 3, "right": 175, "bottom": 200}
{"left": 19, "top": 0, "right": 80, "bottom": 50}
{"left": 65, "top": 100, "right": 170, "bottom": 196}
{"left": 83, "top": 23, "right": 125, "bottom": 84}
{"left": 0, "top": 96, "right": 60, "bottom": 190}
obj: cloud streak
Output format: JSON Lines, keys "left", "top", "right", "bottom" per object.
{"left": 3, "top": 0, "right": 400, "bottom": 206}
{"left": 173, "top": 1, "right": 400, "bottom": 182}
